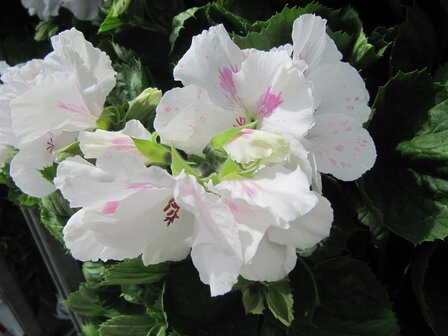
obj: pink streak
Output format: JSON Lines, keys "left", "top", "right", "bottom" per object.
{"left": 127, "top": 183, "right": 156, "bottom": 190}
{"left": 57, "top": 101, "right": 91, "bottom": 119}
{"left": 111, "top": 137, "right": 136, "bottom": 151}
{"left": 101, "top": 201, "right": 119, "bottom": 215}
{"left": 256, "top": 87, "right": 282, "bottom": 118}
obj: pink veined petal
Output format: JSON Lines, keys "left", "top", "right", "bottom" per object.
{"left": 175, "top": 172, "right": 242, "bottom": 296}
{"left": 304, "top": 113, "right": 377, "bottom": 181}
{"left": 308, "top": 62, "right": 371, "bottom": 124}
{"left": 173, "top": 24, "right": 243, "bottom": 111}
{"left": 155, "top": 85, "right": 238, "bottom": 156}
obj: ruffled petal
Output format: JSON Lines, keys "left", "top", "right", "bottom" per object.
{"left": 292, "top": 14, "right": 342, "bottom": 70}
{"left": 268, "top": 193, "right": 333, "bottom": 249}
{"left": 308, "top": 62, "right": 371, "bottom": 123}
{"left": 173, "top": 25, "right": 243, "bottom": 111}
{"left": 155, "top": 85, "right": 238, "bottom": 155}
{"left": 240, "top": 235, "right": 297, "bottom": 282}
{"left": 55, "top": 152, "right": 175, "bottom": 208}
{"left": 21, "top": 0, "right": 61, "bottom": 20}
{"left": 175, "top": 173, "right": 242, "bottom": 296}
{"left": 304, "top": 113, "right": 376, "bottom": 181}
{"left": 214, "top": 166, "right": 317, "bottom": 227}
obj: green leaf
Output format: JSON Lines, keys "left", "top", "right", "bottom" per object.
{"left": 38, "top": 162, "right": 58, "bottom": 183}
{"left": 99, "top": 315, "right": 157, "bottom": 336}
{"left": 96, "top": 103, "right": 129, "bottom": 131}
{"left": 102, "top": 258, "right": 171, "bottom": 285}
{"left": 169, "top": 7, "right": 201, "bottom": 51}
{"left": 266, "top": 279, "right": 294, "bottom": 327}
{"left": 38, "top": 203, "right": 66, "bottom": 242}
{"left": 83, "top": 262, "right": 106, "bottom": 284}
{"left": 65, "top": 283, "right": 117, "bottom": 318}
{"left": 170, "top": 147, "right": 200, "bottom": 177}
{"left": 391, "top": 5, "right": 437, "bottom": 72}
{"left": 81, "top": 323, "right": 100, "bottom": 336}
{"left": 99, "top": 11, "right": 124, "bottom": 33}
{"left": 412, "top": 244, "right": 448, "bottom": 336}
{"left": 242, "top": 284, "right": 266, "bottom": 315}
{"left": 289, "top": 257, "right": 400, "bottom": 336}
{"left": 397, "top": 99, "right": 448, "bottom": 163}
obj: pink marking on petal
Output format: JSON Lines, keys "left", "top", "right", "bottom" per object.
{"left": 242, "top": 183, "right": 259, "bottom": 198}
{"left": 355, "top": 147, "right": 360, "bottom": 151}
{"left": 329, "top": 158, "right": 337, "bottom": 165}
{"left": 164, "top": 106, "right": 172, "bottom": 112}
{"left": 345, "top": 127, "right": 352, "bottom": 132}
{"left": 179, "top": 63, "right": 184, "bottom": 68}
{"left": 224, "top": 198, "right": 238, "bottom": 213}
{"left": 57, "top": 101, "right": 91, "bottom": 119}
{"left": 341, "top": 162, "right": 346, "bottom": 168}
{"left": 102, "top": 201, "right": 119, "bottom": 214}
{"left": 111, "top": 137, "right": 136, "bottom": 151}
{"left": 355, "top": 96, "right": 360, "bottom": 101}
{"left": 199, "top": 116, "right": 207, "bottom": 124}
{"left": 317, "top": 151, "right": 323, "bottom": 157}
{"left": 335, "top": 145, "right": 345, "bottom": 152}
{"left": 219, "top": 67, "right": 238, "bottom": 100}
{"left": 256, "top": 87, "right": 283, "bottom": 118}
{"left": 341, "top": 120, "right": 349, "bottom": 127}
{"left": 347, "top": 163, "right": 352, "bottom": 168}
{"left": 127, "top": 183, "right": 156, "bottom": 190}
{"left": 362, "top": 139, "right": 368, "bottom": 143}
{"left": 239, "top": 128, "right": 255, "bottom": 139}
{"left": 347, "top": 105, "right": 354, "bottom": 110}
{"left": 346, "top": 98, "right": 351, "bottom": 102}
{"left": 328, "top": 121, "right": 335, "bottom": 128}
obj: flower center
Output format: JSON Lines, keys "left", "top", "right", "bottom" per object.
{"left": 163, "top": 198, "right": 180, "bottom": 226}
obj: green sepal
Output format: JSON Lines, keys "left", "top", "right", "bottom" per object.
{"left": 131, "top": 137, "right": 170, "bottom": 165}
{"left": 54, "top": 141, "right": 82, "bottom": 163}
{"left": 96, "top": 103, "right": 129, "bottom": 131}
{"left": 218, "top": 158, "right": 240, "bottom": 180}
{"left": 210, "top": 121, "right": 257, "bottom": 149}
{"left": 170, "top": 146, "right": 200, "bottom": 177}
{"left": 126, "top": 88, "right": 162, "bottom": 122}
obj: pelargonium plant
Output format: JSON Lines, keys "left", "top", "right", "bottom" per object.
{"left": 1, "top": 0, "right": 447, "bottom": 335}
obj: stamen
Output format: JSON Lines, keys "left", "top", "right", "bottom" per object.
{"left": 163, "top": 197, "right": 180, "bottom": 225}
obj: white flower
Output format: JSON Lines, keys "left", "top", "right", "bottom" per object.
{"left": 21, "top": 0, "right": 102, "bottom": 21}
{"left": 292, "top": 14, "right": 376, "bottom": 181}
{"left": 11, "top": 28, "right": 116, "bottom": 145}
{"left": 56, "top": 152, "right": 244, "bottom": 296}
{"left": 0, "top": 28, "right": 115, "bottom": 197}
{"left": 155, "top": 24, "right": 315, "bottom": 157}
{"left": 79, "top": 120, "right": 152, "bottom": 162}
{"left": 155, "top": 16, "right": 376, "bottom": 182}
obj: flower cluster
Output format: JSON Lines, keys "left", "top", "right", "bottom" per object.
{"left": 0, "top": 15, "right": 376, "bottom": 296}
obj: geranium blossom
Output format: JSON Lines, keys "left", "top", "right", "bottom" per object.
{"left": 0, "top": 28, "right": 115, "bottom": 197}
{"left": 21, "top": 0, "right": 103, "bottom": 21}
{"left": 155, "top": 15, "right": 376, "bottom": 182}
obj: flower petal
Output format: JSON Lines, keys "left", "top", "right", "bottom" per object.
{"left": 61, "top": 0, "right": 102, "bottom": 20}
{"left": 175, "top": 173, "right": 242, "bottom": 296}
{"left": 240, "top": 235, "right": 297, "bottom": 282}
{"left": 268, "top": 193, "right": 333, "bottom": 249}
{"left": 308, "top": 62, "right": 371, "bottom": 123}
{"left": 55, "top": 152, "right": 175, "bottom": 207}
{"left": 173, "top": 24, "right": 244, "bottom": 111}
{"left": 304, "top": 113, "right": 376, "bottom": 181}
{"left": 214, "top": 166, "right": 318, "bottom": 226}
{"left": 11, "top": 71, "right": 98, "bottom": 144}
{"left": 292, "top": 14, "right": 342, "bottom": 70}
{"left": 155, "top": 85, "right": 237, "bottom": 155}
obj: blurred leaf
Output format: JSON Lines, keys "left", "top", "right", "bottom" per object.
{"left": 391, "top": 5, "right": 437, "bottom": 72}
{"left": 412, "top": 243, "right": 448, "bottom": 336}
{"left": 289, "top": 257, "right": 399, "bottom": 335}
{"left": 102, "top": 258, "right": 171, "bottom": 285}
{"left": 266, "top": 279, "right": 294, "bottom": 327}
{"left": 99, "top": 315, "right": 157, "bottom": 336}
